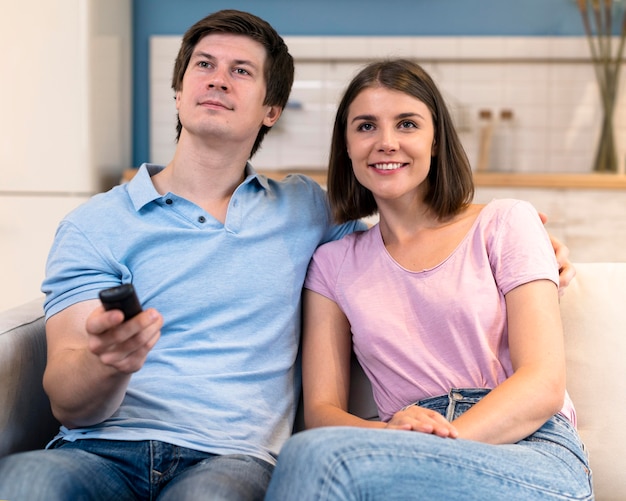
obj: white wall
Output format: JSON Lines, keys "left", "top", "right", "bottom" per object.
{"left": 0, "top": 0, "right": 132, "bottom": 311}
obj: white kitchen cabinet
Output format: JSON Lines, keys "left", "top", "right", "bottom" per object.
{"left": 0, "top": 195, "right": 90, "bottom": 309}
{"left": 0, "top": 0, "right": 131, "bottom": 311}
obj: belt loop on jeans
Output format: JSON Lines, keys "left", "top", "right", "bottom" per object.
{"left": 445, "top": 389, "right": 464, "bottom": 421}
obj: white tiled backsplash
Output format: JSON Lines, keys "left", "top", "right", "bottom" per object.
{"left": 150, "top": 36, "right": 626, "bottom": 174}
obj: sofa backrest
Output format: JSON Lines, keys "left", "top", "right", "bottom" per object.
{"left": 2, "top": 264, "right": 625, "bottom": 498}
{"left": 560, "top": 263, "right": 626, "bottom": 500}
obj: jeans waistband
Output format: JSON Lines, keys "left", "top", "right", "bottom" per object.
{"left": 404, "top": 388, "right": 589, "bottom": 469}
{"left": 410, "top": 388, "right": 492, "bottom": 421}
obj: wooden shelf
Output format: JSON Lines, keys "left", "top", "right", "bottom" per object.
{"left": 124, "top": 168, "right": 626, "bottom": 190}
{"left": 121, "top": 168, "right": 328, "bottom": 186}
{"left": 261, "top": 169, "right": 626, "bottom": 190}
{"left": 472, "top": 172, "right": 626, "bottom": 190}
{"left": 260, "top": 169, "right": 327, "bottom": 185}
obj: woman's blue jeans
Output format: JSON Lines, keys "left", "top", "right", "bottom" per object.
{"left": 265, "top": 389, "right": 593, "bottom": 501}
{"left": 0, "top": 439, "right": 273, "bottom": 500}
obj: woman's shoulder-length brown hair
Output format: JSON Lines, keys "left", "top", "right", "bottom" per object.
{"left": 327, "top": 58, "right": 474, "bottom": 224}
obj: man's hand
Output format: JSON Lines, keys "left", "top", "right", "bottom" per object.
{"left": 551, "top": 234, "right": 576, "bottom": 293}
{"left": 538, "top": 212, "right": 576, "bottom": 294}
{"left": 85, "top": 306, "right": 162, "bottom": 374}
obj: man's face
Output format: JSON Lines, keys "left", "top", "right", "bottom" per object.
{"left": 175, "top": 33, "right": 281, "bottom": 148}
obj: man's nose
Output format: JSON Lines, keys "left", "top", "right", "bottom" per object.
{"left": 208, "top": 68, "right": 228, "bottom": 91}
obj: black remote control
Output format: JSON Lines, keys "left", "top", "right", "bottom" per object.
{"left": 99, "top": 284, "right": 143, "bottom": 321}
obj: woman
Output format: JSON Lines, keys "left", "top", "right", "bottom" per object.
{"left": 265, "top": 59, "right": 592, "bottom": 500}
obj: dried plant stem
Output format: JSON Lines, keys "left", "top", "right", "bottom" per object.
{"left": 578, "top": 0, "right": 626, "bottom": 172}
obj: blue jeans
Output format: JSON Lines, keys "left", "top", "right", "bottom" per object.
{"left": 265, "top": 389, "right": 593, "bottom": 501}
{"left": 0, "top": 439, "right": 273, "bottom": 500}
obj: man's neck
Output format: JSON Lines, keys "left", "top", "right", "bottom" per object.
{"left": 152, "top": 135, "right": 251, "bottom": 222}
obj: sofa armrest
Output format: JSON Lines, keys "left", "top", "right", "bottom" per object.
{"left": 0, "top": 297, "right": 60, "bottom": 458}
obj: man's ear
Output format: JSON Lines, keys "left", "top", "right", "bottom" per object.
{"left": 263, "top": 105, "right": 282, "bottom": 127}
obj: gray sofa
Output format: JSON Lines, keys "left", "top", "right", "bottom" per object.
{"left": 1, "top": 263, "right": 625, "bottom": 499}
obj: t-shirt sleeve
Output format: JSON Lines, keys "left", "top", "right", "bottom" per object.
{"left": 304, "top": 239, "right": 347, "bottom": 304}
{"left": 288, "top": 174, "right": 366, "bottom": 244}
{"left": 42, "top": 220, "right": 123, "bottom": 319}
{"left": 488, "top": 199, "right": 559, "bottom": 295}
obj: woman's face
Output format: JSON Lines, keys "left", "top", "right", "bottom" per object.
{"left": 345, "top": 86, "right": 436, "bottom": 204}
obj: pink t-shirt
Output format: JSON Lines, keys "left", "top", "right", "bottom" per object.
{"left": 305, "top": 199, "right": 576, "bottom": 425}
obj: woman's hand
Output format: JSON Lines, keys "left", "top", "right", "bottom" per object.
{"left": 386, "top": 404, "right": 458, "bottom": 438}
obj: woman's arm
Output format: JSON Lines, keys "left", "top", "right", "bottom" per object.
{"left": 451, "top": 278, "right": 566, "bottom": 444}
{"left": 302, "top": 290, "right": 375, "bottom": 429}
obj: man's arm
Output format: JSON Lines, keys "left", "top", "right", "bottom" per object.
{"left": 43, "top": 300, "right": 162, "bottom": 428}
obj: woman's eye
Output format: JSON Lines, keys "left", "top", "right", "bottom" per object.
{"left": 198, "top": 61, "right": 210, "bottom": 68}
{"left": 357, "top": 123, "right": 374, "bottom": 132}
{"left": 399, "top": 120, "right": 417, "bottom": 129}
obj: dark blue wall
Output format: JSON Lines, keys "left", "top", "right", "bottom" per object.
{"left": 131, "top": 0, "right": 589, "bottom": 166}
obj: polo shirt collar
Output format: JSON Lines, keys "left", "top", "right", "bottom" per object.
{"left": 127, "top": 162, "right": 269, "bottom": 212}
{"left": 127, "top": 163, "right": 166, "bottom": 211}
{"left": 244, "top": 162, "right": 271, "bottom": 191}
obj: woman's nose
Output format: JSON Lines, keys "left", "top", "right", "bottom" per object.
{"left": 377, "top": 130, "right": 398, "bottom": 153}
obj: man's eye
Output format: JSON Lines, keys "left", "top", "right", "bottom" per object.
{"left": 234, "top": 68, "right": 250, "bottom": 75}
{"left": 198, "top": 61, "right": 210, "bottom": 68}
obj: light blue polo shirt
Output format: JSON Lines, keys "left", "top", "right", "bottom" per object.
{"left": 42, "top": 163, "right": 363, "bottom": 465}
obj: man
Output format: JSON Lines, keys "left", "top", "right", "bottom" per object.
{"left": 0, "top": 10, "right": 362, "bottom": 500}
{"left": 0, "top": 9, "right": 573, "bottom": 501}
